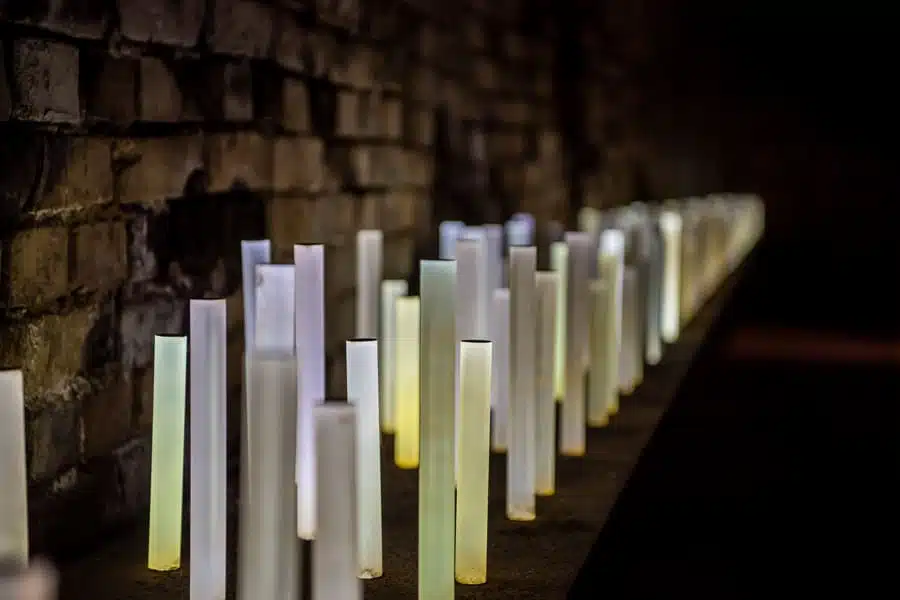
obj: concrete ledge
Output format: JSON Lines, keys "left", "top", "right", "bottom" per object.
{"left": 53, "top": 261, "right": 748, "bottom": 600}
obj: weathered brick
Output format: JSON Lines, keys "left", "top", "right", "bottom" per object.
{"left": 8, "top": 227, "right": 69, "bottom": 307}
{"left": 115, "top": 136, "right": 205, "bottom": 207}
{"left": 39, "top": 137, "right": 114, "bottom": 211}
{"left": 83, "top": 55, "right": 138, "bottom": 124}
{"left": 0, "top": 46, "right": 10, "bottom": 121}
{"left": 381, "top": 98, "right": 403, "bottom": 140}
{"left": 473, "top": 57, "right": 496, "bottom": 90}
{"left": 0, "top": 306, "right": 98, "bottom": 398}
{"left": 281, "top": 78, "right": 310, "bottom": 133}
{"left": 358, "top": 192, "right": 381, "bottom": 230}
{"left": 406, "top": 66, "right": 437, "bottom": 104}
{"left": 208, "top": 0, "right": 274, "bottom": 58}
{"left": 71, "top": 221, "right": 128, "bottom": 292}
{"left": 406, "top": 108, "right": 435, "bottom": 147}
{"left": 307, "top": 194, "right": 355, "bottom": 246}
{"left": 327, "top": 352, "right": 347, "bottom": 398}
{"left": 382, "top": 190, "right": 417, "bottom": 232}
{"left": 206, "top": 132, "right": 273, "bottom": 192}
{"left": 222, "top": 61, "right": 254, "bottom": 121}
{"left": 117, "top": 0, "right": 205, "bottom": 47}
{"left": 324, "top": 240, "right": 355, "bottom": 299}
{"left": 81, "top": 377, "right": 132, "bottom": 458}
{"left": 267, "top": 196, "right": 310, "bottom": 258}
{"left": 10, "top": 39, "right": 80, "bottom": 124}
{"left": 8, "top": 0, "right": 109, "bottom": 40}
{"left": 357, "top": 91, "right": 380, "bottom": 137}
{"left": 325, "top": 295, "right": 355, "bottom": 356}
{"left": 26, "top": 397, "right": 80, "bottom": 481}
{"left": 335, "top": 90, "right": 359, "bottom": 137}
{"left": 138, "top": 58, "right": 182, "bottom": 122}
{"left": 331, "top": 44, "right": 374, "bottom": 89}
{"left": 383, "top": 236, "right": 414, "bottom": 280}
{"left": 274, "top": 17, "right": 309, "bottom": 73}
{"left": 315, "top": 0, "right": 360, "bottom": 32}
{"left": 273, "top": 136, "right": 324, "bottom": 193}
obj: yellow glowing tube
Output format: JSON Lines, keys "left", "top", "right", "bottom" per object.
{"left": 148, "top": 335, "right": 187, "bottom": 571}
{"left": 588, "top": 281, "right": 611, "bottom": 427}
{"left": 0, "top": 370, "right": 28, "bottom": 565}
{"left": 535, "top": 272, "right": 559, "bottom": 496}
{"left": 394, "top": 296, "right": 420, "bottom": 469}
{"left": 455, "top": 340, "right": 492, "bottom": 585}
{"left": 418, "top": 260, "right": 457, "bottom": 600}
{"left": 659, "top": 210, "right": 682, "bottom": 343}
{"left": 550, "top": 242, "right": 568, "bottom": 402}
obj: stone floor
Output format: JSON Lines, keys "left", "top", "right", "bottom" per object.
{"left": 55, "top": 266, "right": 740, "bottom": 600}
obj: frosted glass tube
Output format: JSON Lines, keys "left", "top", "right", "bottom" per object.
{"left": 484, "top": 224, "right": 504, "bottom": 292}
{"left": 561, "top": 232, "right": 590, "bottom": 457}
{"left": 535, "top": 272, "right": 559, "bottom": 496}
{"left": 189, "top": 300, "right": 227, "bottom": 600}
{"left": 439, "top": 220, "right": 464, "bottom": 259}
{"left": 505, "top": 218, "right": 531, "bottom": 247}
{"left": 507, "top": 246, "right": 537, "bottom": 521}
{"left": 394, "top": 297, "right": 420, "bottom": 469}
{"left": 490, "top": 289, "right": 510, "bottom": 453}
{"left": 509, "top": 213, "right": 535, "bottom": 245}
{"left": 0, "top": 370, "right": 28, "bottom": 565}
{"left": 455, "top": 340, "right": 492, "bottom": 585}
{"left": 356, "top": 230, "right": 383, "bottom": 338}
{"left": 659, "top": 211, "right": 683, "bottom": 343}
{"left": 239, "top": 353, "right": 298, "bottom": 600}
{"left": 455, "top": 238, "right": 480, "bottom": 479}
{"left": 587, "top": 282, "right": 612, "bottom": 427}
{"left": 462, "top": 228, "right": 490, "bottom": 338}
{"left": 645, "top": 229, "right": 664, "bottom": 365}
{"left": 294, "top": 244, "right": 325, "bottom": 540}
{"left": 550, "top": 242, "right": 568, "bottom": 402}
{"left": 314, "top": 402, "right": 361, "bottom": 600}
{"left": 0, "top": 560, "right": 57, "bottom": 600}
{"left": 599, "top": 230, "right": 625, "bottom": 410}
{"left": 148, "top": 335, "right": 187, "bottom": 571}
{"left": 418, "top": 260, "right": 457, "bottom": 600}
{"left": 620, "top": 268, "right": 639, "bottom": 394}
{"left": 240, "top": 240, "right": 271, "bottom": 354}
{"left": 254, "top": 265, "right": 295, "bottom": 353}
{"left": 346, "top": 339, "right": 383, "bottom": 579}
{"left": 380, "top": 280, "right": 408, "bottom": 433}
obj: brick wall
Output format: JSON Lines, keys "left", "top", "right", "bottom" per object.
{"left": 0, "top": 0, "right": 669, "bottom": 554}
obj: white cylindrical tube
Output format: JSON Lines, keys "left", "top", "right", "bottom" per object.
{"left": 588, "top": 281, "right": 612, "bottom": 427}
{"left": 462, "top": 227, "right": 490, "bottom": 338}
{"left": 254, "top": 265, "right": 295, "bottom": 353}
{"left": 418, "top": 260, "right": 457, "bottom": 599}
{"left": 645, "top": 227, "right": 664, "bottom": 365}
{"left": 490, "top": 289, "right": 510, "bottom": 453}
{"left": 240, "top": 240, "right": 271, "bottom": 356}
{"left": 599, "top": 230, "right": 625, "bottom": 408}
{"left": 507, "top": 246, "right": 537, "bottom": 521}
{"left": 0, "top": 370, "right": 28, "bottom": 565}
{"left": 509, "top": 213, "right": 535, "bottom": 245}
{"left": 394, "top": 296, "right": 420, "bottom": 469}
{"left": 439, "top": 220, "right": 464, "bottom": 259}
{"left": 380, "top": 280, "right": 408, "bottom": 433}
{"left": 659, "top": 210, "right": 683, "bottom": 343}
{"left": 550, "top": 242, "right": 568, "bottom": 403}
{"left": 484, "top": 224, "right": 504, "bottom": 292}
{"left": 534, "top": 272, "right": 559, "bottom": 496}
{"left": 346, "top": 339, "right": 383, "bottom": 579}
{"left": 189, "top": 300, "right": 227, "bottom": 600}
{"left": 620, "top": 268, "right": 639, "bottom": 394}
{"left": 239, "top": 353, "right": 298, "bottom": 600}
{"left": 294, "top": 244, "right": 325, "bottom": 541}
{"left": 455, "top": 340, "right": 492, "bottom": 585}
{"left": 456, "top": 238, "right": 480, "bottom": 480}
{"left": 561, "top": 232, "right": 591, "bottom": 457}
{"left": 314, "top": 402, "right": 361, "bottom": 600}
{"left": 356, "top": 230, "right": 383, "bottom": 338}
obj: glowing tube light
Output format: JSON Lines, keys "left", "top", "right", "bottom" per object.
{"left": 550, "top": 241, "right": 568, "bottom": 402}
{"left": 418, "top": 260, "right": 457, "bottom": 600}
{"left": 346, "top": 339, "right": 383, "bottom": 579}
{"left": 659, "top": 210, "right": 683, "bottom": 343}
{"left": 455, "top": 238, "right": 479, "bottom": 478}
{"left": 0, "top": 560, "right": 57, "bottom": 600}
{"left": 455, "top": 340, "right": 492, "bottom": 584}
{"left": 561, "top": 232, "right": 590, "bottom": 457}
{"left": 484, "top": 224, "right": 504, "bottom": 292}
{"left": 380, "top": 280, "right": 407, "bottom": 433}
{"left": 0, "top": 370, "right": 28, "bottom": 565}
{"left": 314, "top": 402, "right": 361, "bottom": 600}
{"left": 294, "top": 245, "right": 324, "bottom": 541}
{"left": 587, "top": 281, "right": 611, "bottom": 427}
{"left": 490, "top": 288, "right": 510, "bottom": 453}
{"left": 254, "top": 265, "right": 295, "bottom": 352}
{"left": 509, "top": 213, "right": 535, "bottom": 244}
{"left": 534, "top": 272, "right": 559, "bottom": 496}
{"left": 505, "top": 218, "right": 531, "bottom": 248}
{"left": 462, "top": 227, "right": 490, "bottom": 338}
{"left": 507, "top": 246, "right": 537, "bottom": 520}
{"left": 644, "top": 228, "right": 664, "bottom": 366}
{"left": 439, "top": 220, "right": 464, "bottom": 259}
{"left": 599, "top": 230, "right": 625, "bottom": 413}
{"left": 620, "top": 268, "right": 639, "bottom": 394}
{"left": 394, "top": 296, "right": 420, "bottom": 469}
{"left": 356, "top": 230, "right": 383, "bottom": 338}
{"left": 188, "top": 300, "right": 227, "bottom": 600}
{"left": 148, "top": 335, "right": 187, "bottom": 571}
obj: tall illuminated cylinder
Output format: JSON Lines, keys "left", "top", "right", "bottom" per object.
{"left": 148, "top": 335, "right": 187, "bottom": 571}
{"left": 254, "top": 265, "right": 295, "bottom": 352}
{"left": 599, "top": 230, "right": 625, "bottom": 413}
{"left": 189, "top": 300, "right": 227, "bottom": 600}
{"left": 439, "top": 220, "right": 464, "bottom": 259}
{"left": 490, "top": 289, "right": 510, "bottom": 452}
{"left": 346, "top": 339, "right": 383, "bottom": 579}
{"left": 659, "top": 210, "right": 683, "bottom": 343}
{"left": 0, "top": 370, "right": 28, "bottom": 565}
{"left": 294, "top": 245, "right": 324, "bottom": 540}
{"left": 620, "top": 268, "right": 639, "bottom": 394}
{"left": 588, "top": 282, "right": 612, "bottom": 426}
{"left": 394, "top": 297, "right": 420, "bottom": 469}
{"left": 314, "top": 402, "right": 361, "bottom": 600}
{"left": 418, "top": 260, "right": 457, "bottom": 600}
{"left": 644, "top": 228, "right": 664, "bottom": 366}
{"left": 455, "top": 340, "right": 493, "bottom": 585}
{"left": 455, "top": 238, "right": 480, "bottom": 478}
{"left": 561, "top": 232, "right": 590, "bottom": 457}
{"left": 356, "top": 230, "right": 383, "bottom": 338}
{"left": 463, "top": 227, "right": 490, "bottom": 338}
{"left": 380, "top": 280, "right": 408, "bottom": 433}
{"left": 484, "top": 224, "right": 504, "bottom": 291}
{"left": 550, "top": 242, "right": 568, "bottom": 402}
{"left": 507, "top": 246, "right": 537, "bottom": 520}
{"left": 240, "top": 353, "right": 298, "bottom": 600}
{"left": 534, "top": 272, "right": 559, "bottom": 496}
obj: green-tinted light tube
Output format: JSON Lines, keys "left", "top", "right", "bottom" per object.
{"left": 535, "top": 272, "right": 559, "bottom": 496}
{"left": 550, "top": 242, "right": 568, "bottom": 402}
{"left": 588, "top": 281, "right": 612, "bottom": 427}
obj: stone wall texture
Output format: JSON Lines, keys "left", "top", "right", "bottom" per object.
{"left": 0, "top": 0, "right": 686, "bottom": 554}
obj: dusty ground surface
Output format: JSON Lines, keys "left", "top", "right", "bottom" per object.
{"left": 56, "top": 270, "right": 739, "bottom": 600}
